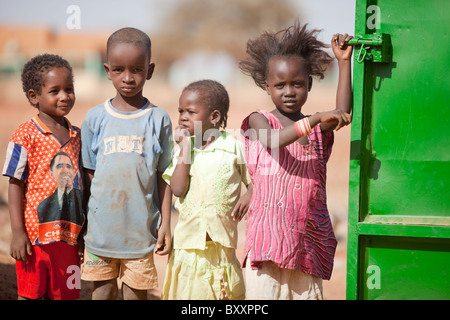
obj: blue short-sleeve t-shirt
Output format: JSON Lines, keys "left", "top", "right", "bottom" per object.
{"left": 81, "top": 99, "right": 173, "bottom": 258}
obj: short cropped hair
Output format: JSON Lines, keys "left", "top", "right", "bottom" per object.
{"left": 21, "top": 54, "right": 73, "bottom": 107}
{"left": 239, "top": 20, "right": 333, "bottom": 90}
{"left": 183, "top": 80, "right": 230, "bottom": 129}
{"left": 106, "top": 27, "right": 152, "bottom": 59}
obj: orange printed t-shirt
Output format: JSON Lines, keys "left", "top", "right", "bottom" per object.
{"left": 2, "top": 115, "right": 84, "bottom": 245}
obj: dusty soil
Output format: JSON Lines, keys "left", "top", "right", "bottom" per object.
{"left": 0, "top": 80, "right": 350, "bottom": 300}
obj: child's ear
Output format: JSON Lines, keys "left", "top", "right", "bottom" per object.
{"left": 103, "top": 63, "right": 112, "bottom": 80}
{"left": 265, "top": 81, "right": 271, "bottom": 95}
{"left": 27, "top": 89, "right": 39, "bottom": 107}
{"left": 210, "top": 110, "right": 221, "bottom": 127}
{"left": 146, "top": 63, "right": 155, "bottom": 80}
{"left": 308, "top": 76, "right": 313, "bottom": 92}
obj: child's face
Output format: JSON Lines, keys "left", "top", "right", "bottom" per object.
{"left": 265, "top": 55, "right": 312, "bottom": 115}
{"left": 28, "top": 67, "right": 75, "bottom": 118}
{"left": 178, "top": 90, "right": 216, "bottom": 136}
{"left": 104, "top": 43, "right": 154, "bottom": 98}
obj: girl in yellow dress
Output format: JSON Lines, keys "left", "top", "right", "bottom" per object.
{"left": 161, "top": 80, "right": 252, "bottom": 300}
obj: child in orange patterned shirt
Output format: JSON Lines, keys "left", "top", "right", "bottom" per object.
{"left": 2, "top": 54, "right": 85, "bottom": 300}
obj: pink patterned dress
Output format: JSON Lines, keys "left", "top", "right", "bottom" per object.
{"left": 241, "top": 110, "right": 337, "bottom": 280}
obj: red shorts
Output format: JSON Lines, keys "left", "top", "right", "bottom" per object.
{"left": 16, "top": 241, "right": 80, "bottom": 300}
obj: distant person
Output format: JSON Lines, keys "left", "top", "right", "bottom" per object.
{"left": 238, "top": 20, "right": 353, "bottom": 299}
{"left": 37, "top": 151, "right": 83, "bottom": 225}
{"left": 161, "top": 80, "right": 252, "bottom": 300}
{"left": 2, "top": 54, "right": 85, "bottom": 300}
{"left": 80, "top": 27, "right": 173, "bottom": 300}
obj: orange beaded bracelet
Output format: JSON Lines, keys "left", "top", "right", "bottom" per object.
{"left": 294, "top": 117, "right": 312, "bottom": 138}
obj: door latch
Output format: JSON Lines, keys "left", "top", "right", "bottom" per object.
{"left": 346, "top": 33, "right": 392, "bottom": 63}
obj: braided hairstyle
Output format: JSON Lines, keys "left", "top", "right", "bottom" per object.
{"left": 182, "top": 80, "right": 230, "bottom": 129}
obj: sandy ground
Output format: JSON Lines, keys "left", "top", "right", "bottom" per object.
{"left": 0, "top": 79, "right": 350, "bottom": 300}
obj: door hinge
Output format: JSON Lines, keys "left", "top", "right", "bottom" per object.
{"left": 347, "top": 33, "right": 392, "bottom": 63}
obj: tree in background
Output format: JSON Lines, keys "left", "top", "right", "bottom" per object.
{"left": 152, "top": 0, "right": 298, "bottom": 71}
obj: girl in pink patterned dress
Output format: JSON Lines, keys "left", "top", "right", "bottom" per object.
{"left": 239, "top": 21, "right": 353, "bottom": 299}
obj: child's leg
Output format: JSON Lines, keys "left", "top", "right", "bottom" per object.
{"left": 122, "top": 283, "right": 147, "bottom": 300}
{"left": 92, "top": 279, "right": 119, "bottom": 300}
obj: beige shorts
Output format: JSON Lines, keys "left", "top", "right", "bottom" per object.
{"left": 81, "top": 250, "right": 158, "bottom": 290}
{"left": 245, "top": 259, "right": 323, "bottom": 300}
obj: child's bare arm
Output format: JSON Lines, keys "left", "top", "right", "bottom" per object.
{"left": 321, "top": 33, "right": 353, "bottom": 132}
{"left": 83, "top": 168, "right": 94, "bottom": 212}
{"left": 155, "top": 171, "right": 172, "bottom": 256}
{"left": 8, "top": 177, "right": 31, "bottom": 263}
{"left": 231, "top": 183, "right": 253, "bottom": 222}
{"left": 248, "top": 111, "right": 351, "bottom": 149}
{"left": 170, "top": 129, "right": 191, "bottom": 197}
{"left": 78, "top": 168, "right": 94, "bottom": 258}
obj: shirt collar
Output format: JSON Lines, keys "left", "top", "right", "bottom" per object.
{"left": 192, "top": 130, "right": 235, "bottom": 153}
{"left": 32, "top": 114, "right": 78, "bottom": 137}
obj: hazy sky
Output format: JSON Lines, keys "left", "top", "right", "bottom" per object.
{"left": 0, "top": 0, "right": 355, "bottom": 41}
{"left": 0, "top": 0, "right": 356, "bottom": 86}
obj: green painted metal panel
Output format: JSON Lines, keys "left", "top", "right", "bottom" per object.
{"left": 346, "top": 0, "right": 450, "bottom": 300}
{"left": 360, "top": 236, "right": 450, "bottom": 300}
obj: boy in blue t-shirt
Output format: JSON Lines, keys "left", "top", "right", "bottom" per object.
{"left": 80, "top": 27, "right": 173, "bottom": 300}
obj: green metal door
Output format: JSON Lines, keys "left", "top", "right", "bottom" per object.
{"left": 346, "top": 0, "right": 450, "bottom": 299}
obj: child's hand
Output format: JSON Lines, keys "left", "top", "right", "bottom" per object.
{"left": 318, "top": 110, "right": 352, "bottom": 131}
{"left": 174, "top": 126, "right": 191, "bottom": 146}
{"left": 10, "top": 231, "right": 32, "bottom": 263}
{"left": 155, "top": 223, "right": 171, "bottom": 256}
{"left": 332, "top": 33, "right": 353, "bottom": 61}
{"left": 231, "top": 188, "right": 252, "bottom": 222}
